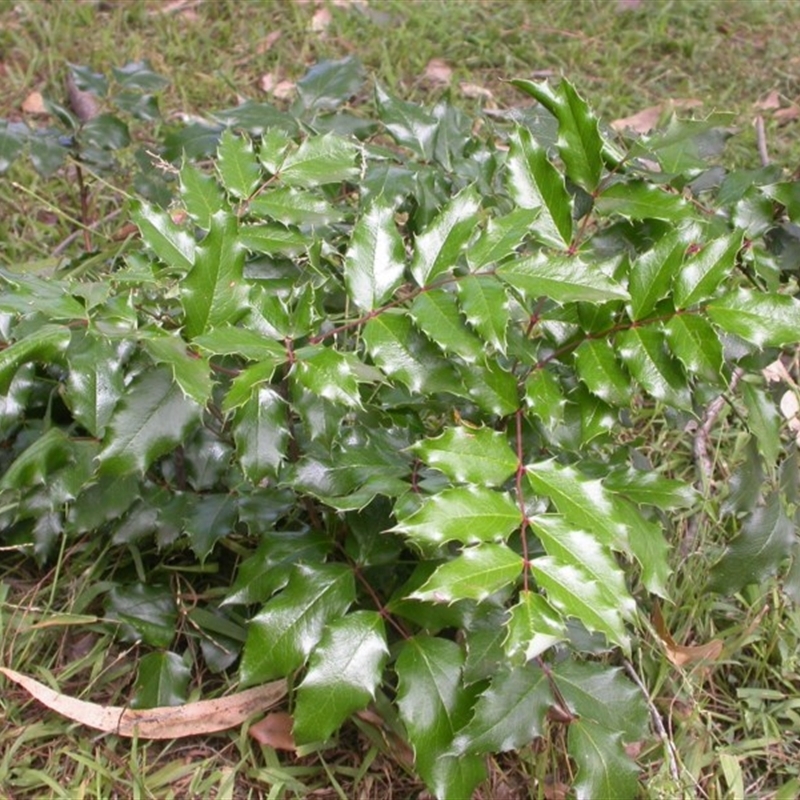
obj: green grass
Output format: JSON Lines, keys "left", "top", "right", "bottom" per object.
{"left": 4, "top": 0, "right": 800, "bottom": 797}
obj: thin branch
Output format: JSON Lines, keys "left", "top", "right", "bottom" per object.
{"left": 755, "top": 115, "right": 770, "bottom": 168}
{"left": 623, "top": 659, "right": 681, "bottom": 785}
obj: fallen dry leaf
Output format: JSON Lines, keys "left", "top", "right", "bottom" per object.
{"left": 611, "top": 99, "right": 702, "bottom": 134}
{"left": 273, "top": 80, "right": 296, "bottom": 100}
{"left": 459, "top": 82, "right": 494, "bottom": 101}
{"left": 652, "top": 604, "right": 723, "bottom": 667}
{"left": 311, "top": 6, "right": 332, "bottom": 31}
{"left": 617, "top": 0, "right": 642, "bottom": 8}
{"left": 248, "top": 710, "right": 296, "bottom": 751}
{"left": 755, "top": 90, "right": 782, "bottom": 111}
{"left": 0, "top": 667, "right": 286, "bottom": 739}
{"left": 257, "top": 30, "right": 282, "bottom": 54}
{"left": 66, "top": 73, "right": 99, "bottom": 122}
{"left": 774, "top": 105, "right": 800, "bottom": 125}
{"left": 259, "top": 72, "right": 277, "bottom": 94}
{"left": 424, "top": 58, "right": 452, "bottom": 86}
{"left": 148, "top": 0, "right": 203, "bottom": 16}
{"left": 22, "top": 91, "right": 47, "bottom": 115}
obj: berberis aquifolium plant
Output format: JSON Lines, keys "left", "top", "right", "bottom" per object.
{"left": 3, "top": 57, "right": 800, "bottom": 798}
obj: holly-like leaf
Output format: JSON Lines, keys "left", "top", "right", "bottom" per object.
{"left": 104, "top": 583, "right": 177, "bottom": 649}
{"left": 293, "top": 611, "right": 388, "bottom": 744}
{"left": 395, "top": 636, "right": 486, "bottom": 800}
{"left": 293, "top": 347, "right": 362, "bottom": 407}
{"left": 604, "top": 468, "right": 697, "bottom": 510}
{"left": 97, "top": 367, "right": 202, "bottom": 476}
{"left": 233, "top": 387, "right": 288, "bottom": 483}
{"left": 179, "top": 161, "right": 226, "bottom": 229}
{"left": 710, "top": 492, "right": 796, "bottom": 593}
{"left": 248, "top": 187, "right": 339, "bottom": 226}
{"left": 526, "top": 461, "right": 630, "bottom": 551}
{"left": 452, "top": 662, "right": 550, "bottom": 755}
{"left": 506, "top": 125, "right": 572, "bottom": 249}
{"left": 216, "top": 128, "right": 261, "bottom": 199}
{"left": 240, "top": 564, "right": 354, "bottom": 686}
{"left": 741, "top": 382, "right": 781, "bottom": 466}
{"left": 596, "top": 181, "right": 691, "bottom": 221}
{"left": 410, "top": 289, "right": 485, "bottom": 362}
{"left": 0, "top": 428, "right": 74, "bottom": 491}
{"left": 343, "top": 200, "right": 406, "bottom": 311}
{"left": 466, "top": 208, "right": 539, "bottom": 270}
{"left": 362, "top": 310, "right": 459, "bottom": 394}
{"left": 279, "top": 133, "right": 359, "bottom": 188}
{"left": 296, "top": 56, "right": 365, "bottom": 114}
{"left": 411, "top": 543, "right": 523, "bottom": 603}
{"left": 131, "top": 651, "right": 191, "bottom": 709}
{"left": 503, "top": 590, "right": 566, "bottom": 662}
{"left": 511, "top": 79, "right": 604, "bottom": 192}
{"left": 192, "top": 326, "right": 286, "bottom": 363}
{"left": 568, "top": 719, "right": 640, "bottom": 800}
{"left": 375, "top": 84, "right": 438, "bottom": 159}
{"left": 707, "top": 289, "right": 800, "bottom": 348}
{"left": 410, "top": 426, "right": 518, "bottom": 487}
{"left": 239, "top": 224, "right": 307, "bottom": 257}
{"left": 664, "top": 314, "right": 724, "bottom": 382}
{"left": 0, "top": 324, "right": 71, "bottom": 394}
{"left": 616, "top": 327, "right": 692, "bottom": 410}
{"left": 142, "top": 334, "right": 213, "bottom": 405}
{"left": 575, "top": 339, "right": 632, "bottom": 406}
{"left": 456, "top": 275, "right": 510, "bottom": 354}
{"left": 410, "top": 185, "right": 481, "bottom": 286}
{"left": 458, "top": 360, "right": 519, "bottom": 417}
{"left": 530, "top": 515, "right": 636, "bottom": 620}
{"left": 181, "top": 210, "right": 247, "bottom": 338}
{"left": 498, "top": 253, "right": 629, "bottom": 303}
{"left": 131, "top": 200, "right": 196, "bottom": 271}
{"left": 525, "top": 369, "right": 566, "bottom": 425}
{"left": 673, "top": 232, "right": 742, "bottom": 309}
{"left": 392, "top": 486, "right": 520, "bottom": 551}
{"left": 628, "top": 223, "right": 699, "bottom": 321}
{"left": 530, "top": 556, "right": 631, "bottom": 651}
{"left": 184, "top": 493, "right": 237, "bottom": 561}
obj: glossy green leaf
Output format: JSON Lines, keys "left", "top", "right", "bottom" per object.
{"left": 344, "top": 200, "right": 406, "bottom": 311}
{"left": 294, "top": 611, "right": 388, "bottom": 743}
{"left": 458, "top": 360, "right": 519, "bottom": 416}
{"left": 181, "top": 210, "right": 247, "bottom": 338}
{"left": 240, "top": 563, "right": 354, "bottom": 685}
{"left": 392, "top": 486, "right": 520, "bottom": 550}
{"left": 526, "top": 461, "right": 630, "bottom": 551}
{"left": 81, "top": 113, "right": 131, "bottom": 151}
{"left": 97, "top": 367, "right": 202, "bottom": 476}
{"left": 410, "top": 289, "right": 485, "bottom": 362}
{"left": 0, "top": 428, "right": 74, "bottom": 491}
{"left": 233, "top": 387, "right": 288, "bottom": 483}
{"left": 604, "top": 468, "right": 697, "bottom": 510}
{"left": 248, "top": 187, "right": 339, "bottom": 225}
{"left": 64, "top": 334, "right": 124, "bottom": 438}
{"left": 193, "top": 325, "right": 286, "bottom": 362}
{"left": 222, "top": 361, "right": 280, "bottom": 413}
{"left": 0, "top": 270, "right": 86, "bottom": 320}
{"left": 504, "top": 590, "right": 566, "bottom": 661}
{"left": 596, "top": 181, "right": 691, "bottom": 221}
{"left": 375, "top": 85, "right": 438, "bottom": 159}
{"left": 664, "top": 313, "right": 724, "bottom": 382}
{"left": 616, "top": 327, "right": 691, "bottom": 409}
{"left": 530, "top": 555, "right": 630, "bottom": 651}
{"left": 105, "top": 583, "right": 177, "bottom": 649}
{"left": 673, "top": 232, "right": 742, "bottom": 309}
{"left": 456, "top": 275, "right": 510, "bottom": 353}
{"left": 466, "top": 208, "right": 539, "bottom": 270}
{"left": 575, "top": 339, "right": 632, "bottom": 406}
{"left": 239, "top": 223, "right": 307, "bottom": 257}
{"left": 216, "top": 128, "right": 261, "bottom": 198}
{"left": 707, "top": 289, "right": 800, "bottom": 348}
{"left": 710, "top": 492, "right": 795, "bottom": 593}
{"left": 296, "top": 56, "right": 365, "bottom": 114}
{"left": 131, "top": 651, "right": 191, "bottom": 709}
{"left": 362, "top": 310, "right": 459, "bottom": 394}
{"left": 280, "top": 133, "right": 359, "bottom": 188}
{"left": 741, "top": 381, "right": 781, "bottom": 466}
{"left": 525, "top": 369, "right": 566, "bottom": 425}
{"left": 453, "top": 662, "right": 550, "bottom": 755}
{"left": 511, "top": 79, "right": 604, "bottom": 191}
{"left": 410, "top": 185, "right": 480, "bottom": 286}
{"left": 0, "top": 324, "right": 71, "bottom": 394}
{"left": 0, "top": 120, "right": 27, "bottom": 172}
{"left": 293, "top": 347, "right": 362, "bottom": 407}
{"left": 410, "top": 425, "right": 518, "bottom": 487}
{"left": 506, "top": 125, "right": 572, "bottom": 249}
{"left": 628, "top": 223, "right": 698, "bottom": 320}
{"left": 568, "top": 719, "right": 640, "bottom": 800}
{"left": 184, "top": 493, "right": 237, "bottom": 560}
{"left": 615, "top": 499, "right": 671, "bottom": 598}
{"left": 411, "top": 543, "right": 523, "bottom": 603}
{"left": 131, "top": 200, "right": 196, "bottom": 271}
{"left": 143, "top": 334, "right": 213, "bottom": 405}
{"left": 498, "top": 253, "right": 629, "bottom": 303}
{"left": 179, "top": 161, "right": 226, "bottom": 229}
{"left": 396, "top": 636, "right": 486, "bottom": 800}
